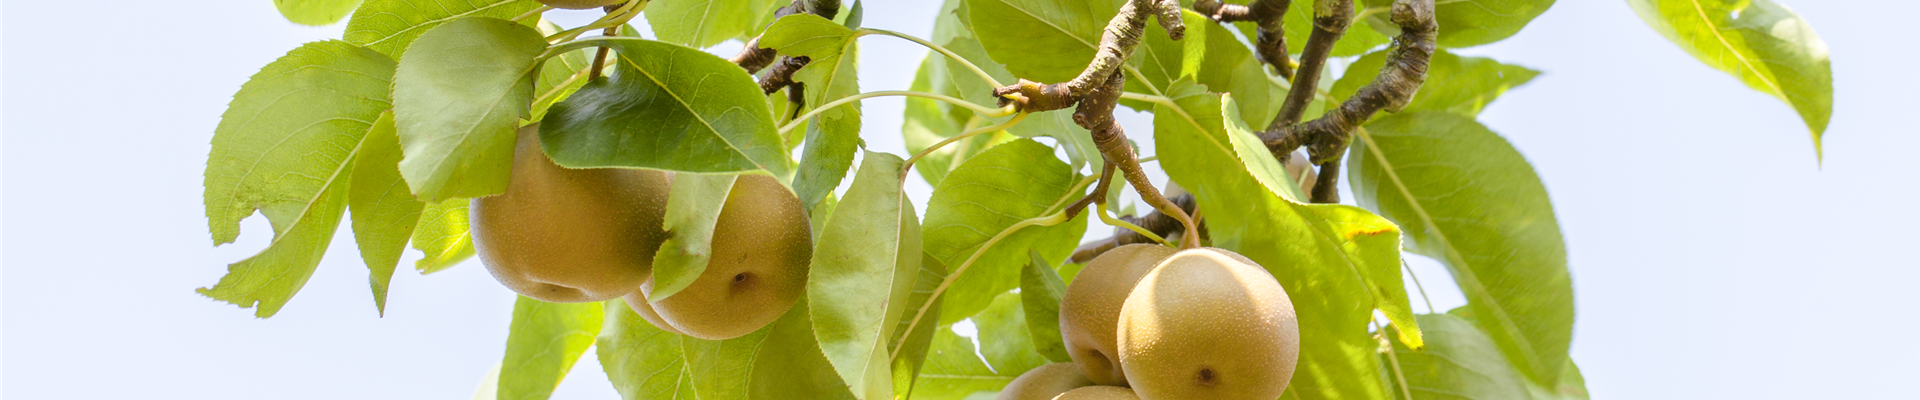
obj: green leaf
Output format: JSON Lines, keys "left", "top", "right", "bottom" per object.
{"left": 344, "top": 0, "right": 542, "bottom": 59}
{"left": 1187, "top": 11, "right": 1283, "bottom": 128}
{"left": 1527, "top": 360, "right": 1590, "bottom": 400}
{"left": 965, "top": 0, "right": 1117, "bottom": 83}
{"left": 761, "top": 14, "right": 858, "bottom": 59}
{"left": 391, "top": 17, "right": 546, "bottom": 202}
{"left": 1363, "top": 0, "right": 1554, "bottom": 48}
{"left": 901, "top": 54, "right": 980, "bottom": 187}
{"left": 347, "top": 111, "right": 423, "bottom": 316}
{"left": 772, "top": 17, "right": 863, "bottom": 212}
{"left": 1628, "top": 0, "right": 1832, "bottom": 157}
{"left": 809, "top": 152, "right": 922, "bottom": 400}
{"left": 275, "top": 0, "right": 364, "bottom": 26}
{"left": 1381, "top": 314, "right": 1533, "bottom": 400}
{"left": 411, "top": 198, "right": 477, "bottom": 274}
{"left": 1151, "top": 80, "right": 1422, "bottom": 399}
{"left": 201, "top": 40, "right": 396, "bottom": 318}
{"left": 531, "top": 21, "right": 595, "bottom": 123}
{"left": 541, "top": 38, "right": 793, "bottom": 179}
{"left": 1330, "top": 49, "right": 1540, "bottom": 118}
{"left": 1347, "top": 111, "right": 1573, "bottom": 386}
{"left": 891, "top": 255, "right": 949, "bottom": 399}
{"left": 645, "top": 174, "right": 739, "bottom": 302}
{"left": 674, "top": 299, "right": 858, "bottom": 400}
{"left": 646, "top": 0, "right": 778, "bottom": 48}
{"left": 921, "top": 140, "right": 1088, "bottom": 325}
{"left": 912, "top": 293, "right": 1052, "bottom": 399}
{"left": 597, "top": 299, "right": 698, "bottom": 400}
{"left": 499, "top": 297, "right": 604, "bottom": 400}
{"left": 1018, "top": 251, "right": 1072, "bottom": 363}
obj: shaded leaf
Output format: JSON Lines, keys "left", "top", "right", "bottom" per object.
{"left": 1382, "top": 314, "right": 1532, "bottom": 400}
{"left": 767, "top": 16, "right": 864, "bottom": 211}
{"left": 1628, "top": 0, "right": 1832, "bottom": 157}
{"left": 1348, "top": 111, "right": 1572, "bottom": 385}
{"left": 673, "top": 299, "right": 858, "bottom": 400}
{"left": 921, "top": 140, "right": 1088, "bottom": 324}
{"left": 891, "top": 255, "right": 949, "bottom": 399}
{"left": 1152, "top": 79, "right": 1421, "bottom": 399}
{"left": 810, "top": 152, "right": 922, "bottom": 400}
{"left": 541, "top": 38, "right": 792, "bottom": 179}
{"left": 646, "top": 174, "right": 739, "bottom": 301}
{"left": 347, "top": 111, "right": 423, "bottom": 315}
{"left": 499, "top": 297, "right": 604, "bottom": 400}
{"left": 201, "top": 40, "right": 396, "bottom": 317}
{"left": 597, "top": 299, "right": 697, "bottom": 400}
{"left": 344, "top": 0, "right": 542, "bottom": 59}
{"left": 392, "top": 17, "right": 546, "bottom": 202}
{"left": 1019, "top": 251, "right": 1072, "bottom": 363}
{"left": 912, "top": 293, "right": 1052, "bottom": 399}
{"left": 1187, "top": 11, "right": 1283, "bottom": 128}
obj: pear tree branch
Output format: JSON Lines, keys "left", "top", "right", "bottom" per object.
{"left": 989, "top": 0, "right": 1187, "bottom": 113}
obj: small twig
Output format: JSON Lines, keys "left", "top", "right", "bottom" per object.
{"left": 1063, "top": 162, "right": 1117, "bottom": 220}
{"left": 901, "top": 112, "right": 1029, "bottom": 171}
{"left": 1076, "top": 70, "right": 1200, "bottom": 250}
{"left": 778, "top": 90, "right": 1014, "bottom": 137}
{"left": 1270, "top": 0, "right": 1351, "bottom": 131}
{"left": 1190, "top": 0, "right": 1295, "bottom": 79}
{"left": 990, "top": 0, "right": 1185, "bottom": 113}
{"left": 1260, "top": 0, "right": 1436, "bottom": 204}
{"left": 730, "top": 0, "right": 838, "bottom": 73}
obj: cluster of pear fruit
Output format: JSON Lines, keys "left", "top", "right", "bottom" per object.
{"left": 471, "top": 125, "right": 814, "bottom": 340}
{"left": 1000, "top": 245, "right": 1302, "bottom": 400}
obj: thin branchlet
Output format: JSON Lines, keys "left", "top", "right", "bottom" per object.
{"left": 1076, "top": 71, "right": 1202, "bottom": 250}
{"left": 1191, "top": 0, "right": 1295, "bottom": 79}
{"left": 991, "top": 0, "right": 1185, "bottom": 113}
{"left": 1271, "top": 0, "right": 1351, "bottom": 130}
{"left": 1263, "top": 0, "right": 1436, "bottom": 203}
{"left": 730, "top": 0, "right": 837, "bottom": 73}
{"left": 1063, "top": 162, "right": 1117, "bottom": 220}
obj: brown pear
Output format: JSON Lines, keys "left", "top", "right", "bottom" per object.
{"left": 641, "top": 174, "right": 812, "bottom": 340}
{"left": 471, "top": 124, "right": 669, "bottom": 303}
{"left": 1059, "top": 244, "right": 1179, "bottom": 386}
{"left": 996, "top": 363, "right": 1096, "bottom": 400}
{"left": 1285, "top": 150, "right": 1317, "bottom": 196}
{"left": 538, "top": 0, "right": 624, "bottom": 10}
{"left": 1054, "top": 386, "right": 1142, "bottom": 400}
{"left": 1117, "top": 248, "right": 1299, "bottom": 400}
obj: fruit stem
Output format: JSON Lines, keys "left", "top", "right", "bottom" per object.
{"left": 544, "top": 0, "right": 646, "bottom": 44}
{"left": 900, "top": 112, "right": 1028, "bottom": 174}
{"left": 512, "top": 6, "right": 555, "bottom": 24}
{"left": 1099, "top": 201, "right": 1167, "bottom": 247}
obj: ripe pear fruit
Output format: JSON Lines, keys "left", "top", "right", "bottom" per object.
{"left": 1059, "top": 244, "right": 1179, "bottom": 386}
{"left": 640, "top": 174, "right": 812, "bottom": 340}
{"left": 539, "top": 0, "right": 624, "bottom": 10}
{"left": 472, "top": 124, "right": 670, "bottom": 303}
{"left": 1117, "top": 248, "right": 1299, "bottom": 400}
{"left": 996, "top": 363, "right": 1096, "bottom": 400}
{"left": 1054, "top": 386, "right": 1142, "bottom": 400}
{"left": 623, "top": 295, "right": 686, "bottom": 335}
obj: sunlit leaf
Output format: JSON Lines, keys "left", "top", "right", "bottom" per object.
{"left": 498, "top": 297, "right": 603, "bottom": 400}
{"left": 344, "top": 0, "right": 542, "bottom": 58}
{"left": 1330, "top": 49, "right": 1539, "bottom": 118}
{"left": 1348, "top": 111, "right": 1573, "bottom": 385}
{"left": 201, "top": 40, "right": 395, "bottom": 317}
{"left": 1628, "top": 0, "right": 1832, "bottom": 157}
{"left": 346, "top": 111, "right": 422, "bottom": 315}
{"left": 411, "top": 198, "right": 476, "bottom": 274}
{"left": 392, "top": 17, "right": 547, "bottom": 202}
{"left": 921, "top": 140, "right": 1088, "bottom": 324}
{"left": 764, "top": 15, "right": 865, "bottom": 211}
{"left": 810, "top": 152, "right": 922, "bottom": 400}
{"left": 647, "top": 0, "right": 779, "bottom": 48}
{"left": 1187, "top": 11, "right": 1283, "bottom": 128}
{"left": 646, "top": 174, "right": 739, "bottom": 302}
{"left": 541, "top": 38, "right": 793, "bottom": 179}
{"left": 275, "top": 0, "right": 363, "bottom": 26}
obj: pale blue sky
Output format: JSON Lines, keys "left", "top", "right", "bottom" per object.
{"left": 5, "top": 1, "right": 1916, "bottom": 399}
